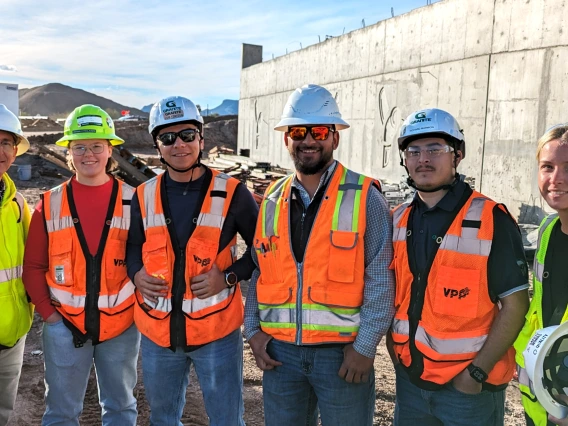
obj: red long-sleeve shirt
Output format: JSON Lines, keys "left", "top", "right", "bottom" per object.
{"left": 22, "top": 177, "right": 113, "bottom": 320}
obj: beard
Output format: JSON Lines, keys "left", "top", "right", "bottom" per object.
{"left": 290, "top": 146, "right": 333, "bottom": 175}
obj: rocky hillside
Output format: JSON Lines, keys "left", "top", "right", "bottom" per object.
{"left": 19, "top": 83, "right": 147, "bottom": 119}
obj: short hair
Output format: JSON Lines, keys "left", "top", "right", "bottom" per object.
{"left": 536, "top": 125, "right": 568, "bottom": 160}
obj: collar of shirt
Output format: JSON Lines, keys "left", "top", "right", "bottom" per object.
{"left": 0, "top": 178, "right": 5, "bottom": 202}
{"left": 413, "top": 178, "right": 467, "bottom": 214}
{"left": 291, "top": 161, "right": 337, "bottom": 208}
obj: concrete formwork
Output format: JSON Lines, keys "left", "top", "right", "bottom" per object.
{"left": 238, "top": 0, "right": 568, "bottom": 222}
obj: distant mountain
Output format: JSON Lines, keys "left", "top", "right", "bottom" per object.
{"left": 19, "top": 83, "right": 148, "bottom": 119}
{"left": 141, "top": 103, "right": 153, "bottom": 113}
{"left": 201, "top": 100, "right": 238, "bottom": 117}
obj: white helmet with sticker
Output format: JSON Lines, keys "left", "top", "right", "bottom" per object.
{"left": 148, "top": 96, "right": 204, "bottom": 136}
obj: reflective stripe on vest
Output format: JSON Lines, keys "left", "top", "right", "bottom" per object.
{"left": 393, "top": 198, "right": 492, "bottom": 256}
{"left": 259, "top": 167, "right": 364, "bottom": 332}
{"left": 392, "top": 318, "right": 487, "bottom": 355}
{"left": 140, "top": 172, "right": 236, "bottom": 314}
{"left": 0, "top": 265, "right": 22, "bottom": 283}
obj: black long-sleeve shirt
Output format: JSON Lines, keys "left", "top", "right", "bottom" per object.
{"left": 126, "top": 168, "right": 258, "bottom": 283}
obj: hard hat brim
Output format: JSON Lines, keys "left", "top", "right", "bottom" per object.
{"left": 55, "top": 133, "right": 125, "bottom": 147}
{"left": 274, "top": 116, "right": 350, "bottom": 132}
{"left": 15, "top": 135, "right": 30, "bottom": 156}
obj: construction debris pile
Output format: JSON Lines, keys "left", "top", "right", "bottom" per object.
{"left": 206, "top": 146, "right": 289, "bottom": 204}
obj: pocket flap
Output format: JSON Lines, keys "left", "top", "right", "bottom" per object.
{"left": 51, "top": 238, "right": 72, "bottom": 255}
{"left": 143, "top": 237, "right": 167, "bottom": 252}
{"left": 330, "top": 230, "right": 358, "bottom": 250}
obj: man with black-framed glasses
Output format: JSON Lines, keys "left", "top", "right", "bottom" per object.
{"left": 244, "top": 84, "right": 395, "bottom": 426}
{"left": 126, "top": 95, "right": 258, "bottom": 425}
{"left": 389, "top": 108, "right": 530, "bottom": 426}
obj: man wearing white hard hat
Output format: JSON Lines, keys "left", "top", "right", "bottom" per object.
{"left": 389, "top": 108, "right": 530, "bottom": 425}
{"left": 244, "top": 84, "right": 395, "bottom": 425}
{"left": 126, "top": 96, "right": 258, "bottom": 425}
{"left": 0, "top": 104, "right": 32, "bottom": 426}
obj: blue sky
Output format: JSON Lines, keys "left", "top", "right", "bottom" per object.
{"left": 0, "top": 0, "right": 440, "bottom": 110}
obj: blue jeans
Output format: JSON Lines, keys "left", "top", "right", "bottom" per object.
{"left": 263, "top": 339, "right": 375, "bottom": 426}
{"left": 140, "top": 329, "right": 245, "bottom": 426}
{"left": 42, "top": 321, "right": 140, "bottom": 426}
{"left": 394, "top": 366, "right": 505, "bottom": 426}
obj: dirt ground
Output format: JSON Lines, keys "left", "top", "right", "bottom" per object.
{"left": 6, "top": 146, "right": 527, "bottom": 426}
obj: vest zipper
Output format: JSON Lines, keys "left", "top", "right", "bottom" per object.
{"left": 85, "top": 255, "right": 101, "bottom": 341}
{"left": 295, "top": 262, "right": 303, "bottom": 345}
{"left": 172, "top": 247, "right": 186, "bottom": 348}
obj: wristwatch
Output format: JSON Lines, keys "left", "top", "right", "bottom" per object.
{"left": 225, "top": 271, "right": 238, "bottom": 288}
{"left": 467, "top": 363, "right": 488, "bottom": 383}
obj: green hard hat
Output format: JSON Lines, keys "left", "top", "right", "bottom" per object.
{"left": 56, "top": 104, "right": 125, "bottom": 146}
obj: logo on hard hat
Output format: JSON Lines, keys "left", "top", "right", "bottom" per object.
{"left": 410, "top": 111, "right": 432, "bottom": 125}
{"left": 166, "top": 100, "right": 177, "bottom": 108}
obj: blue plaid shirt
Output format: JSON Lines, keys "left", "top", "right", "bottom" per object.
{"left": 244, "top": 161, "right": 395, "bottom": 358}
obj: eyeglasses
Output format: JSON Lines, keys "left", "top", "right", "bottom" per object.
{"left": 404, "top": 145, "right": 454, "bottom": 159}
{"left": 288, "top": 126, "right": 335, "bottom": 141}
{"left": 0, "top": 139, "right": 16, "bottom": 152}
{"left": 71, "top": 143, "right": 107, "bottom": 156}
{"left": 157, "top": 129, "right": 200, "bottom": 146}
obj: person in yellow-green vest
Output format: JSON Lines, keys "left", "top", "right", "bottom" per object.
{"left": 0, "top": 104, "right": 32, "bottom": 426}
{"left": 514, "top": 124, "right": 568, "bottom": 426}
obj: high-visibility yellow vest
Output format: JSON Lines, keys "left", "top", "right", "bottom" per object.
{"left": 0, "top": 173, "right": 33, "bottom": 348}
{"left": 514, "top": 214, "right": 568, "bottom": 426}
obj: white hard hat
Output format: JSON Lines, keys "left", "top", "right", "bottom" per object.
{"left": 274, "top": 84, "right": 350, "bottom": 132}
{"left": 148, "top": 96, "right": 204, "bottom": 136}
{"left": 398, "top": 108, "right": 465, "bottom": 157}
{"left": 0, "top": 104, "right": 29, "bottom": 156}
{"left": 523, "top": 322, "right": 568, "bottom": 419}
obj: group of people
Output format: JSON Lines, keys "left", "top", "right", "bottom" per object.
{"left": 0, "top": 82, "right": 565, "bottom": 426}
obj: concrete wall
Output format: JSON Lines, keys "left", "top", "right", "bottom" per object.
{"left": 238, "top": 0, "right": 568, "bottom": 222}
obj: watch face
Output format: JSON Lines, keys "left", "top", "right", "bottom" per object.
{"left": 226, "top": 272, "right": 238, "bottom": 286}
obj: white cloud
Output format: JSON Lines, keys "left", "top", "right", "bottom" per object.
{"left": 0, "top": 65, "right": 17, "bottom": 72}
{"left": 0, "top": 0, "right": 439, "bottom": 108}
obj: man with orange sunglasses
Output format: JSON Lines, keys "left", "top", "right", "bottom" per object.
{"left": 244, "top": 84, "right": 395, "bottom": 425}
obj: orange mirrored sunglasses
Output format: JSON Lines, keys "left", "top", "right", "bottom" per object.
{"left": 288, "top": 126, "right": 335, "bottom": 141}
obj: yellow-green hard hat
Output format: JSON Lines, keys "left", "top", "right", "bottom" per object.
{"left": 56, "top": 104, "right": 125, "bottom": 146}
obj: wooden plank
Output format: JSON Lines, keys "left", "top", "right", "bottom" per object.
{"left": 112, "top": 150, "right": 150, "bottom": 186}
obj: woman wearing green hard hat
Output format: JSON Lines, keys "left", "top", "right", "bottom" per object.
{"left": 22, "top": 104, "right": 140, "bottom": 425}
{"left": 0, "top": 104, "right": 33, "bottom": 426}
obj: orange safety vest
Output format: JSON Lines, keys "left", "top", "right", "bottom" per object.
{"left": 135, "top": 169, "right": 243, "bottom": 347}
{"left": 390, "top": 190, "right": 515, "bottom": 387}
{"left": 255, "top": 163, "right": 378, "bottom": 344}
{"left": 43, "top": 178, "right": 135, "bottom": 343}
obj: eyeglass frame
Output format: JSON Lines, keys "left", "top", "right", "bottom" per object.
{"left": 0, "top": 134, "right": 17, "bottom": 152}
{"left": 404, "top": 144, "right": 455, "bottom": 159}
{"left": 70, "top": 142, "right": 109, "bottom": 156}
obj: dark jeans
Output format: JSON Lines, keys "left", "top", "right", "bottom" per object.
{"left": 394, "top": 365, "right": 505, "bottom": 426}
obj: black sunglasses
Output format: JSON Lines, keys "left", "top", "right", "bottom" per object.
{"left": 157, "top": 129, "right": 200, "bottom": 146}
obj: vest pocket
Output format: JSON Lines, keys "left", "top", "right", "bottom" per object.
{"left": 50, "top": 238, "right": 74, "bottom": 287}
{"left": 328, "top": 231, "right": 358, "bottom": 283}
{"left": 255, "top": 237, "right": 284, "bottom": 284}
{"left": 142, "top": 237, "right": 171, "bottom": 283}
{"left": 433, "top": 264, "right": 480, "bottom": 319}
